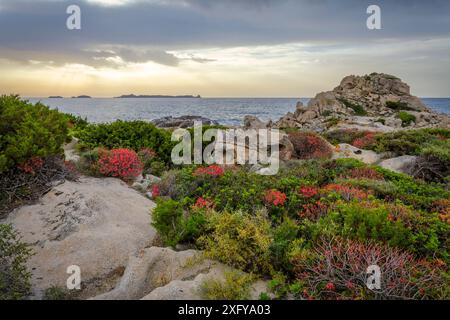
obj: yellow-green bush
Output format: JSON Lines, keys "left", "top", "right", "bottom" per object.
{"left": 200, "top": 271, "right": 254, "bottom": 300}
{"left": 197, "top": 210, "right": 273, "bottom": 274}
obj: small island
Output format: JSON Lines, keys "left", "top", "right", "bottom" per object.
{"left": 71, "top": 95, "right": 92, "bottom": 99}
{"left": 48, "top": 96, "right": 63, "bottom": 99}
{"left": 115, "top": 94, "right": 201, "bottom": 99}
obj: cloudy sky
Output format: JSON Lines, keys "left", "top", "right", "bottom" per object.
{"left": 1, "top": 0, "right": 450, "bottom": 97}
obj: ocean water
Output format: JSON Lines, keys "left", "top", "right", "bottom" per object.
{"left": 27, "top": 97, "right": 450, "bottom": 127}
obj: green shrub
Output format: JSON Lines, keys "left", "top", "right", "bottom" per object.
{"left": 0, "top": 224, "right": 33, "bottom": 300}
{"left": 385, "top": 101, "right": 414, "bottom": 111}
{"left": 200, "top": 271, "right": 254, "bottom": 300}
{"left": 151, "top": 198, "right": 207, "bottom": 246}
{"left": 269, "top": 217, "right": 300, "bottom": 271}
{"left": 307, "top": 201, "right": 448, "bottom": 259}
{"left": 338, "top": 99, "right": 367, "bottom": 116}
{"left": 0, "top": 95, "right": 68, "bottom": 173}
{"left": 74, "top": 120, "right": 174, "bottom": 165}
{"left": 198, "top": 210, "right": 273, "bottom": 274}
{"left": 398, "top": 111, "right": 416, "bottom": 127}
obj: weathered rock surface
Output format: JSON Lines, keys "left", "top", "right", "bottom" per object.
{"left": 379, "top": 155, "right": 418, "bottom": 174}
{"left": 1, "top": 177, "right": 157, "bottom": 299}
{"left": 243, "top": 115, "right": 269, "bottom": 129}
{"left": 93, "top": 247, "right": 268, "bottom": 300}
{"left": 275, "top": 73, "right": 450, "bottom": 131}
{"left": 333, "top": 143, "right": 382, "bottom": 164}
{"left": 152, "top": 115, "right": 218, "bottom": 128}
{"left": 63, "top": 138, "right": 80, "bottom": 162}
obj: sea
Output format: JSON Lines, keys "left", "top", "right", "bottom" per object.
{"left": 26, "top": 97, "right": 450, "bottom": 127}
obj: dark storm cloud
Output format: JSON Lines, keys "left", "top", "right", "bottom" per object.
{"left": 0, "top": 0, "right": 449, "bottom": 67}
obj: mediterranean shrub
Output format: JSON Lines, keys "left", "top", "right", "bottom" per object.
{"left": 198, "top": 210, "right": 273, "bottom": 274}
{"left": 0, "top": 224, "right": 33, "bottom": 300}
{"left": 97, "top": 148, "right": 143, "bottom": 181}
{"left": 288, "top": 132, "right": 333, "bottom": 160}
{"left": 74, "top": 120, "right": 174, "bottom": 164}
{"left": 200, "top": 271, "right": 254, "bottom": 300}
{"left": 0, "top": 95, "right": 68, "bottom": 173}
{"left": 398, "top": 111, "right": 416, "bottom": 127}
{"left": 292, "top": 237, "right": 449, "bottom": 300}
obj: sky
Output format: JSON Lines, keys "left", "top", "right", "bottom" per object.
{"left": 1, "top": 0, "right": 450, "bottom": 97}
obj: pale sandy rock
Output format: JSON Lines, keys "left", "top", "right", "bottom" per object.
{"left": 243, "top": 115, "right": 267, "bottom": 129}
{"left": 2, "top": 177, "right": 156, "bottom": 299}
{"left": 333, "top": 143, "right": 382, "bottom": 164}
{"left": 379, "top": 155, "right": 418, "bottom": 174}
{"left": 93, "top": 247, "right": 269, "bottom": 300}
{"left": 63, "top": 138, "right": 80, "bottom": 162}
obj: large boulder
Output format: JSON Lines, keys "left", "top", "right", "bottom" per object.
{"left": 1, "top": 177, "right": 157, "bottom": 299}
{"left": 333, "top": 143, "right": 382, "bottom": 164}
{"left": 379, "top": 155, "right": 418, "bottom": 174}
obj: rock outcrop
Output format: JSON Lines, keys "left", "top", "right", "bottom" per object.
{"left": 93, "top": 247, "right": 268, "bottom": 300}
{"left": 152, "top": 115, "right": 218, "bottom": 128}
{"left": 1, "top": 177, "right": 157, "bottom": 299}
{"left": 274, "top": 73, "right": 450, "bottom": 131}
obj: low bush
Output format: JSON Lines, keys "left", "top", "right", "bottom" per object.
{"left": 151, "top": 198, "right": 207, "bottom": 247}
{"left": 288, "top": 132, "right": 333, "bottom": 160}
{"left": 307, "top": 201, "right": 448, "bottom": 259}
{"left": 97, "top": 148, "right": 143, "bottom": 181}
{"left": 398, "top": 111, "right": 416, "bottom": 127}
{"left": 200, "top": 271, "right": 255, "bottom": 300}
{"left": 0, "top": 224, "right": 33, "bottom": 300}
{"left": 292, "top": 237, "right": 449, "bottom": 300}
{"left": 385, "top": 101, "right": 415, "bottom": 111}
{"left": 0, "top": 95, "right": 68, "bottom": 174}
{"left": 74, "top": 120, "right": 174, "bottom": 165}
{"left": 338, "top": 99, "right": 368, "bottom": 116}
{"left": 198, "top": 210, "right": 273, "bottom": 274}
{"left": 0, "top": 157, "right": 77, "bottom": 217}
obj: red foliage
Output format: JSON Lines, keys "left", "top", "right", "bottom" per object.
{"left": 264, "top": 189, "right": 287, "bottom": 207}
{"left": 299, "top": 186, "right": 319, "bottom": 198}
{"left": 322, "top": 184, "right": 369, "bottom": 201}
{"left": 193, "top": 197, "right": 215, "bottom": 210}
{"left": 98, "top": 148, "right": 143, "bottom": 181}
{"left": 18, "top": 157, "right": 44, "bottom": 174}
{"left": 138, "top": 148, "right": 157, "bottom": 162}
{"left": 292, "top": 237, "right": 447, "bottom": 300}
{"left": 288, "top": 132, "right": 333, "bottom": 160}
{"left": 352, "top": 132, "right": 376, "bottom": 149}
{"left": 345, "top": 167, "right": 384, "bottom": 180}
{"left": 193, "top": 165, "right": 225, "bottom": 177}
{"left": 432, "top": 199, "right": 450, "bottom": 223}
{"left": 151, "top": 184, "right": 160, "bottom": 198}
{"left": 299, "top": 201, "right": 329, "bottom": 221}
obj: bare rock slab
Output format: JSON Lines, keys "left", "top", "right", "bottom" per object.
{"left": 333, "top": 143, "right": 382, "bottom": 164}
{"left": 2, "top": 177, "right": 156, "bottom": 299}
{"left": 379, "top": 155, "right": 417, "bottom": 174}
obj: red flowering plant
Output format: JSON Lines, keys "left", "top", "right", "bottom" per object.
{"left": 193, "top": 197, "right": 215, "bottom": 210}
{"left": 299, "top": 186, "right": 319, "bottom": 199}
{"left": 264, "top": 189, "right": 287, "bottom": 207}
{"left": 322, "top": 184, "right": 370, "bottom": 201}
{"left": 18, "top": 156, "right": 44, "bottom": 174}
{"left": 193, "top": 165, "right": 225, "bottom": 178}
{"left": 352, "top": 132, "right": 376, "bottom": 149}
{"left": 344, "top": 167, "right": 384, "bottom": 180}
{"left": 151, "top": 184, "right": 160, "bottom": 199}
{"left": 288, "top": 132, "right": 333, "bottom": 160}
{"left": 98, "top": 148, "right": 143, "bottom": 181}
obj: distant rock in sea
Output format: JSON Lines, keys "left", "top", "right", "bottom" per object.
{"left": 72, "top": 95, "right": 92, "bottom": 99}
{"left": 48, "top": 96, "right": 63, "bottom": 99}
{"left": 116, "top": 94, "right": 201, "bottom": 99}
